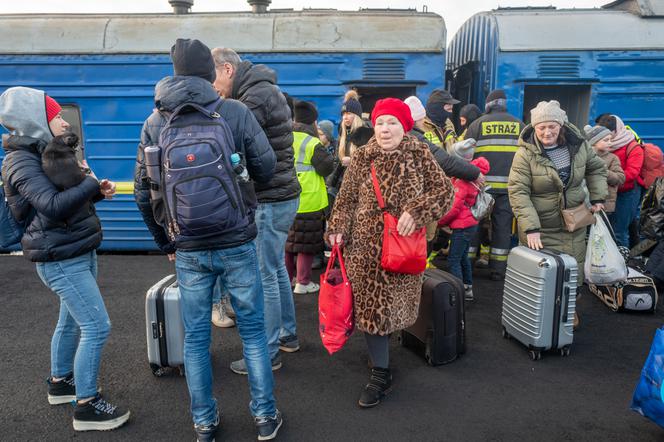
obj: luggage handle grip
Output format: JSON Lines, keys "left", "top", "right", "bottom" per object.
{"left": 562, "top": 287, "right": 570, "bottom": 323}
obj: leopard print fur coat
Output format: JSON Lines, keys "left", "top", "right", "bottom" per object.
{"left": 326, "top": 135, "right": 453, "bottom": 335}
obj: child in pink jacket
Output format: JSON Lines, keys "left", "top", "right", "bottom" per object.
{"left": 438, "top": 139, "right": 490, "bottom": 301}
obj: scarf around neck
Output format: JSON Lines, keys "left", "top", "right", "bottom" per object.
{"left": 608, "top": 115, "right": 635, "bottom": 151}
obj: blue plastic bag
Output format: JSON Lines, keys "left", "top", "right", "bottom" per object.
{"left": 631, "top": 326, "right": 664, "bottom": 428}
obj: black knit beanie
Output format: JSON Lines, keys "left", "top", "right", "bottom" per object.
{"left": 294, "top": 100, "right": 318, "bottom": 125}
{"left": 341, "top": 99, "right": 362, "bottom": 118}
{"left": 170, "top": 38, "right": 216, "bottom": 83}
{"left": 485, "top": 89, "right": 506, "bottom": 104}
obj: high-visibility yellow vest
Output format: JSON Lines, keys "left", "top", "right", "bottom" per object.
{"left": 424, "top": 131, "right": 442, "bottom": 146}
{"left": 293, "top": 131, "right": 328, "bottom": 213}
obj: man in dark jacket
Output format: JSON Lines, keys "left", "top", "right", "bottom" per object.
{"left": 465, "top": 89, "right": 524, "bottom": 280}
{"left": 134, "top": 39, "right": 282, "bottom": 441}
{"left": 211, "top": 47, "right": 304, "bottom": 371}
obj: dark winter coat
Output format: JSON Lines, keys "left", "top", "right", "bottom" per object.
{"left": 134, "top": 76, "right": 276, "bottom": 253}
{"left": 2, "top": 135, "right": 102, "bottom": 262}
{"left": 327, "top": 135, "right": 453, "bottom": 335}
{"left": 508, "top": 123, "right": 607, "bottom": 283}
{"left": 410, "top": 127, "right": 480, "bottom": 181}
{"left": 230, "top": 61, "right": 301, "bottom": 203}
{"left": 285, "top": 123, "right": 335, "bottom": 254}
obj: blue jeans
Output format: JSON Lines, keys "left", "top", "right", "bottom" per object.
{"left": 447, "top": 226, "right": 478, "bottom": 285}
{"left": 175, "top": 242, "right": 275, "bottom": 426}
{"left": 255, "top": 198, "right": 299, "bottom": 358}
{"left": 36, "top": 250, "right": 111, "bottom": 400}
{"left": 609, "top": 186, "right": 641, "bottom": 247}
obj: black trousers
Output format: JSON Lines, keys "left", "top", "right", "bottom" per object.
{"left": 488, "top": 193, "right": 513, "bottom": 275}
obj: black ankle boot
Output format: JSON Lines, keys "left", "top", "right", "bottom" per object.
{"left": 358, "top": 367, "right": 392, "bottom": 408}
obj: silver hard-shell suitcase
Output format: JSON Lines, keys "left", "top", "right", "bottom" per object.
{"left": 146, "top": 274, "right": 185, "bottom": 376}
{"left": 501, "top": 246, "right": 577, "bottom": 360}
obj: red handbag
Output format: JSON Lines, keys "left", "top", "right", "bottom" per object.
{"left": 370, "top": 162, "right": 427, "bottom": 275}
{"left": 318, "top": 243, "right": 354, "bottom": 355}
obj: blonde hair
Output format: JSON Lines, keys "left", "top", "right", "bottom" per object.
{"left": 338, "top": 114, "right": 365, "bottom": 161}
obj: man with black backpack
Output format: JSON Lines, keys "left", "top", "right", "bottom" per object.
{"left": 134, "top": 39, "right": 281, "bottom": 442}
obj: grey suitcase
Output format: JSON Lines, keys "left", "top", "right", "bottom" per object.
{"left": 146, "top": 274, "right": 185, "bottom": 376}
{"left": 501, "top": 246, "right": 577, "bottom": 361}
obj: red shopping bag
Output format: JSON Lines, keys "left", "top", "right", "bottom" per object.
{"left": 318, "top": 243, "right": 354, "bottom": 354}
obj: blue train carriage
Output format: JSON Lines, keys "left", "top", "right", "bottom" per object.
{"left": 0, "top": 8, "right": 445, "bottom": 251}
{"left": 446, "top": 0, "right": 664, "bottom": 143}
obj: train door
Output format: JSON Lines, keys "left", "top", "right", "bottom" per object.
{"left": 354, "top": 86, "right": 417, "bottom": 118}
{"left": 522, "top": 85, "right": 591, "bottom": 129}
{"left": 448, "top": 62, "right": 481, "bottom": 106}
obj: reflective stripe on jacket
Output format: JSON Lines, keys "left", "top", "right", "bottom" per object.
{"left": 293, "top": 131, "right": 328, "bottom": 213}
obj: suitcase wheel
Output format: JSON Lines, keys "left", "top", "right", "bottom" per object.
{"left": 528, "top": 350, "right": 542, "bottom": 361}
{"left": 501, "top": 327, "right": 510, "bottom": 340}
{"left": 150, "top": 364, "right": 166, "bottom": 377}
{"left": 178, "top": 365, "right": 186, "bottom": 377}
{"left": 559, "top": 346, "right": 571, "bottom": 357}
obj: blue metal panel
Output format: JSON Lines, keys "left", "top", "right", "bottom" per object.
{"left": 491, "top": 50, "right": 664, "bottom": 143}
{"left": 0, "top": 51, "right": 444, "bottom": 251}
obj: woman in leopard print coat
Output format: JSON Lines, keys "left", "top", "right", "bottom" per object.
{"left": 327, "top": 98, "right": 453, "bottom": 408}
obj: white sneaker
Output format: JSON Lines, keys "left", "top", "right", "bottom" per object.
{"left": 222, "top": 296, "right": 235, "bottom": 319}
{"left": 293, "top": 282, "right": 320, "bottom": 294}
{"left": 212, "top": 301, "right": 235, "bottom": 328}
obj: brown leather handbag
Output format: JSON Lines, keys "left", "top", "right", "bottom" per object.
{"left": 561, "top": 203, "right": 595, "bottom": 232}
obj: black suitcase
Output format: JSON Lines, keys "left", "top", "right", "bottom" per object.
{"left": 398, "top": 268, "right": 465, "bottom": 365}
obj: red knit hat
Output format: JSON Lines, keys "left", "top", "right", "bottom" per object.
{"left": 45, "top": 95, "right": 62, "bottom": 123}
{"left": 371, "top": 98, "right": 414, "bottom": 132}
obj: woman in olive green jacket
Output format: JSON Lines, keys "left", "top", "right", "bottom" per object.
{"left": 508, "top": 101, "right": 608, "bottom": 287}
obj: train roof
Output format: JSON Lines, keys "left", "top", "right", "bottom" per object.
{"left": 454, "top": 8, "right": 664, "bottom": 52}
{"left": 0, "top": 10, "right": 445, "bottom": 54}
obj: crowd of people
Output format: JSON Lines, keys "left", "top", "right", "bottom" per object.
{"left": 1, "top": 36, "right": 662, "bottom": 441}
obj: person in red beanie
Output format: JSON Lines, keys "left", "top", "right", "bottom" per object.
{"left": 0, "top": 86, "right": 125, "bottom": 432}
{"left": 326, "top": 97, "right": 453, "bottom": 408}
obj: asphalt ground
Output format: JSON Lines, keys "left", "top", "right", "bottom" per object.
{"left": 0, "top": 253, "right": 662, "bottom": 441}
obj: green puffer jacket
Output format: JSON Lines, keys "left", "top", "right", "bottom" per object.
{"left": 508, "top": 123, "right": 608, "bottom": 283}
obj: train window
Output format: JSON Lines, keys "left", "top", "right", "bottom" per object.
{"left": 522, "top": 85, "right": 591, "bottom": 130}
{"left": 59, "top": 104, "right": 84, "bottom": 161}
{"left": 60, "top": 105, "right": 83, "bottom": 141}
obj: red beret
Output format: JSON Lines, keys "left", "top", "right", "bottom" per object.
{"left": 371, "top": 98, "right": 414, "bottom": 132}
{"left": 45, "top": 95, "right": 62, "bottom": 123}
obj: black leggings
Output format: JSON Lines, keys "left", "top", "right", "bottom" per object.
{"left": 364, "top": 333, "right": 389, "bottom": 369}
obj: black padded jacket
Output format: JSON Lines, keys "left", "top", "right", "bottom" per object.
{"left": 134, "top": 76, "right": 276, "bottom": 252}
{"left": 2, "top": 135, "right": 102, "bottom": 262}
{"left": 230, "top": 61, "right": 301, "bottom": 203}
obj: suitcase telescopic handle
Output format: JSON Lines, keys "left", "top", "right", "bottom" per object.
{"left": 562, "top": 287, "right": 570, "bottom": 323}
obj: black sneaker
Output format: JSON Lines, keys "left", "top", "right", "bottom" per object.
{"left": 195, "top": 410, "right": 220, "bottom": 442}
{"left": 255, "top": 410, "right": 283, "bottom": 441}
{"left": 278, "top": 335, "right": 300, "bottom": 353}
{"left": 72, "top": 394, "right": 130, "bottom": 431}
{"left": 47, "top": 373, "right": 76, "bottom": 405}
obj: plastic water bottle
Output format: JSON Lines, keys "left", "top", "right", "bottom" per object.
{"left": 230, "top": 153, "right": 250, "bottom": 182}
